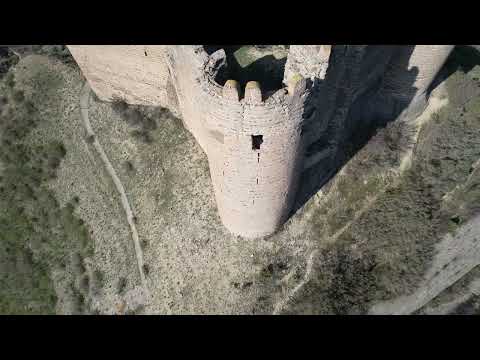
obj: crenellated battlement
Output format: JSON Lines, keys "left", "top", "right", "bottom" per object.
{"left": 222, "top": 79, "right": 241, "bottom": 101}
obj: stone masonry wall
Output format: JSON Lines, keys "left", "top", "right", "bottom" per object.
{"left": 163, "top": 46, "right": 308, "bottom": 237}
{"left": 67, "top": 45, "right": 177, "bottom": 113}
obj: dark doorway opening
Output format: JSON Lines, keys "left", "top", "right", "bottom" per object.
{"left": 252, "top": 135, "right": 263, "bottom": 150}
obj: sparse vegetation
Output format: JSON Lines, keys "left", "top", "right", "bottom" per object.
{"left": 5, "top": 72, "right": 15, "bottom": 88}
{"left": 117, "top": 277, "right": 128, "bottom": 294}
{"left": 111, "top": 97, "right": 180, "bottom": 145}
{"left": 13, "top": 90, "right": 25, "bottom": 103}
{"left": 451, "top": 294, "right": 480, "bottom": 315}
{"left": 91, "top": 269, "right": 104, "bottom": 292}
{"left": 282, "top": 47, "right": 480, "bottom": 314}
{"left": 79, "top": 273, "right": 90, "bottom": 294}
{"left": 123, "top": 160, "right": 135, "bottom": 174}
{"left": 85, "top": 134, "right": 95, "bottom": 144}
{"left": 31, "top": 45, "right": 76, "bottom": 66}
{"left": 0, "top": 64, "right": 94, "bottom": 314}
{"left": 0, "top": 47, "right": 19, "bottom": 80}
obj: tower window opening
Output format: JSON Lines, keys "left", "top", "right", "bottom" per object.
{"left": 144, "top": 51, "right": 148, "bottom": 56}
{"left": 252, "top": 135, "right": 263, "bottom": 150}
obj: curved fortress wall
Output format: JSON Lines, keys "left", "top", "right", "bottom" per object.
{"left": 164, "top": 46, "right": 308, "bottom": 237}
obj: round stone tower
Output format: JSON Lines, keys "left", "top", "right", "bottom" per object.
{"left": 164, "top": 46, "right": 309, "bottom": 237}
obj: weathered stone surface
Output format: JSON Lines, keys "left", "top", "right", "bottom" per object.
{"left": 67, "top": 45, "right": 177, "bottom": 112}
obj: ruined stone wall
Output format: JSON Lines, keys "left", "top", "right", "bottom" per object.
{"left": 283, "top": 45, "right": 331, "bottom": 84}
{"left": 353, "top": 45, "right": 455, "bottom": 127}
{"left": 379, "top": 45, "right": 454, "bottom": 103}
{"left": 67, "top": 45, "right": 177, "bottom": 113}
{"left": 303, "top": 45, "right": 369, "bottom": 152}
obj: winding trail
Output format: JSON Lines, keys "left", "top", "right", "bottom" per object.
{"left": 80, "top": 81, "right": 148, "bottom": 291}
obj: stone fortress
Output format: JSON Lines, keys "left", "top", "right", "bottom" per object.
{"left": 67, "top": 45, "right": 461, "bottom": 238}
